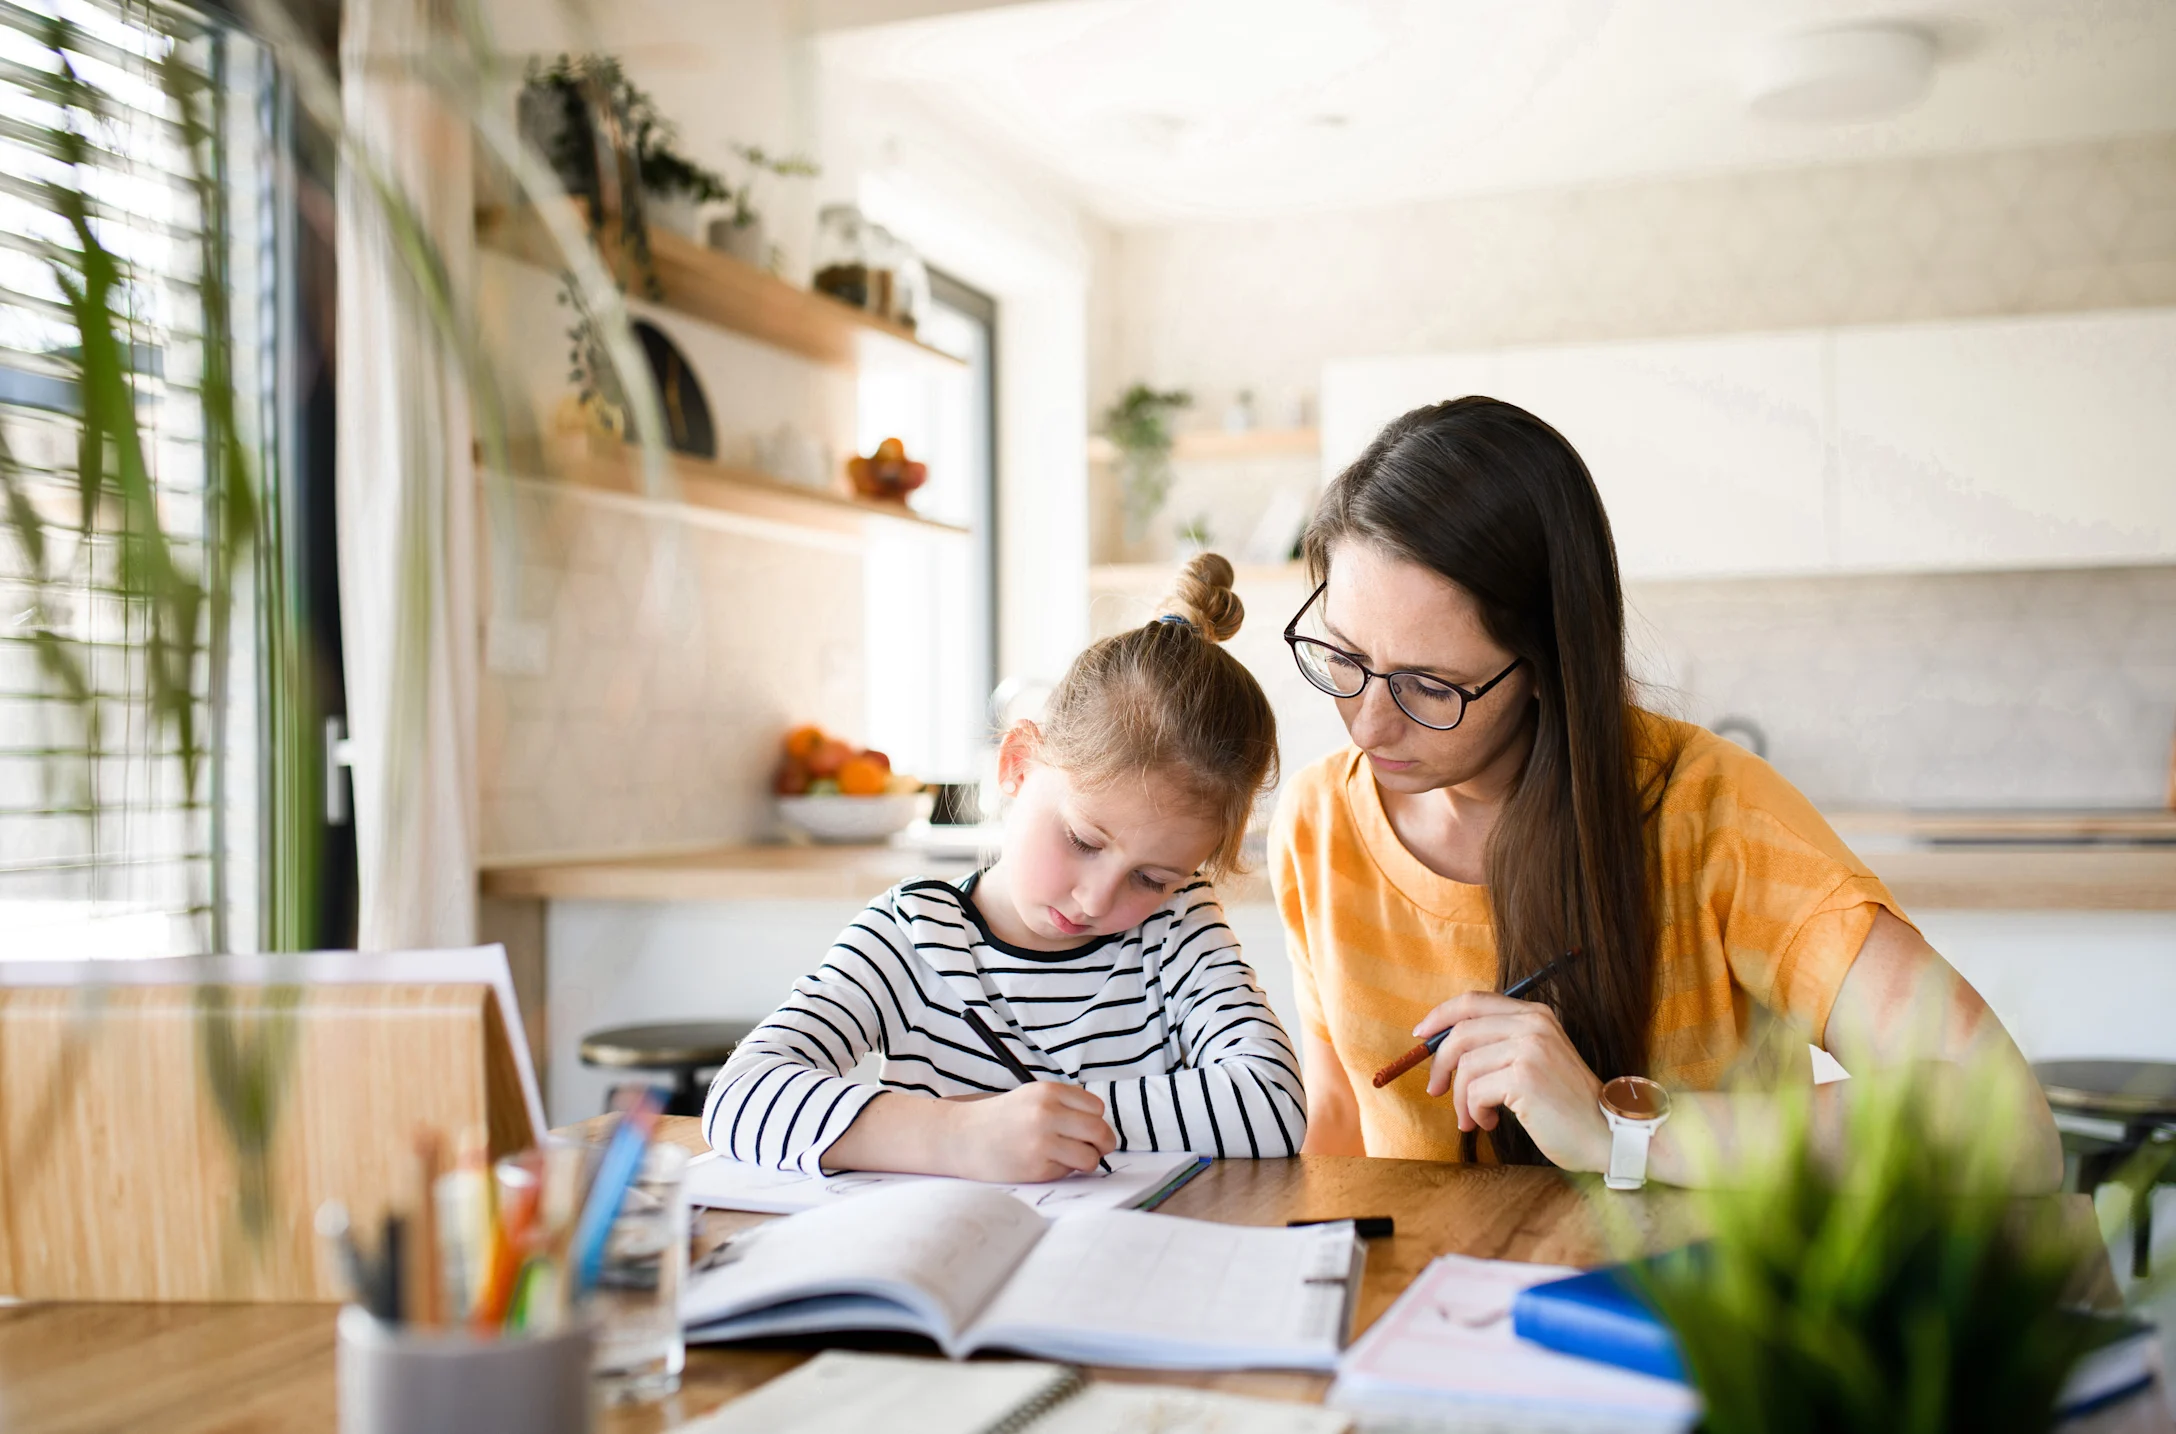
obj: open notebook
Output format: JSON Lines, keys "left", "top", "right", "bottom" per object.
{"left": 682, "top": 1183, "right": 1363, "bottom": 1371}
{"left": 684, "top": 1150, "right": 1208, "bottom": 1219}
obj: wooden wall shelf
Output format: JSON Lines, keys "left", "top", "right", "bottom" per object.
{"left": 476, "top": 204, "right": 966, "bottom": 373}
{"left": 1087, "top": 427, "right": 1319, "bottom": 464}
{"left": 511, "top": 435, "right": 969, "bottom": 539}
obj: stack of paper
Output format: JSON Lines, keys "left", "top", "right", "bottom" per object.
{"left": 1330, "top": 1254, "right": 1699, "bottom": 1433}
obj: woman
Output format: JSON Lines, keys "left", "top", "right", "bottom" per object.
{"left": 1269, "top": 396, "right": 2060, "bottom": 1188}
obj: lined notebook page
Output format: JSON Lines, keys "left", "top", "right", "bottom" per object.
{"left": 972, "top": 1210, "right": 1355, "bottom": 1365}
{"left": 689, "top": 1351, "right": 1076, "bottom": 1434}
{"left": 684, "top": 1184, "right": 1047, "bottom": 1341}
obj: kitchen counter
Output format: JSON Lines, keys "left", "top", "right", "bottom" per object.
{"left": 480, "top": 816, "right": 2175, "bottom": 911}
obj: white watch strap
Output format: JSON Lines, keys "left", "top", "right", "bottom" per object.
{"left": 1605, "top": 1119, "right": 1654, "bottom": 1190}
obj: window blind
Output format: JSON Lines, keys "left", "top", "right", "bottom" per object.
{"left": 0, "top": 0, "right": 251, "bottom": 958}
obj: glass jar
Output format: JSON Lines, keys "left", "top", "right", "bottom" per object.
{"left": 865, "top": 223, "right": 903, "bottom": 322}
{"left": 892, "top": 242, "right": 929, "bottom": 334}
{"left": 812, "top": 203, "right": 872, "bottom": 310}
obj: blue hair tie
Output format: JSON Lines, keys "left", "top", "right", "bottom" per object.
{"left": 1155, "top": 614, "right": 1194, "bottom": 629}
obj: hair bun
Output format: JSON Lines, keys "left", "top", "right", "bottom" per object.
{"left": 1158, "top": 552, "right": 1244, "bottom": 643}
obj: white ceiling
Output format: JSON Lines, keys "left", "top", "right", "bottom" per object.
{"left": 818, "top": 0, "right": 2176, "bottom": 225}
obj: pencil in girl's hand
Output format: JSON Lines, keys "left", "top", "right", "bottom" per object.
{"left": 1371, "top": 950, "right": 1583, "bottom": 1089}
{"left": 962, "top": 1006, "right": 1114, "bottom": 1175}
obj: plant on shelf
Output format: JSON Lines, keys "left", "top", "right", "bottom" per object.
{"left": 521, "top": 55, "right": 816, "bottom": 436}
{"left": 712, "top": 142, "right": 820, "bottom": 270}
{"left": 1102, "top": 383, "right": 1192, "bottom": 543}
{"left": 1629, "top": 1053, "right": 2125, "bottom": 1434}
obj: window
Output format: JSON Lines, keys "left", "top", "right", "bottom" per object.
{"left": 856, "top": 268, "right": 997, "bottom": 784}
{"left": 0, "top": 0, "right": 289, "bottom": 957}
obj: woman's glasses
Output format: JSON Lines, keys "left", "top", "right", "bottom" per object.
{"left": 1283, "top": 582, "right": 1522, "bottom": 732}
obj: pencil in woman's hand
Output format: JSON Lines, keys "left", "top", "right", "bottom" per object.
{"left": 1369, "top": 950, "right": 1583, "bottom": 1089}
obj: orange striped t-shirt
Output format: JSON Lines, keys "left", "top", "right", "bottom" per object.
{"left": 1266, "top": 712, "right": 1908, "bottom": 1163}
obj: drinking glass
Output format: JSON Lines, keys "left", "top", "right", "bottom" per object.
{"left": 589, "top": 1142, "right": 688, "bottom": 1403}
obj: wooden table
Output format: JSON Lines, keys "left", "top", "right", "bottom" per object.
{"left": 0, "top": 1118, "right": 2161, "bottom": 1433}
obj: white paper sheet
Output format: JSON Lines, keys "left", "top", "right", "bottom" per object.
{"left": 684, "top": 1149, "right": 1206, "bottom": 1219}
{"left": 1330, "top": 1254, "right": 1699, "bottom": 1433}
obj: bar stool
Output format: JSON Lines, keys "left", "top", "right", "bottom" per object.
{"left": 2034, "top": 1059, "right": 2176, "bottom": 1278}
{"left": 580, "top": 1020, "right": 756, "bottom": 1118}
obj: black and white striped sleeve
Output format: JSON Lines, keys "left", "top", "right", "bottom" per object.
{"left": 700, "top": 900, "right": 903, "bottom": 1175}
{"left": 1084, "top": 884, "right": 1309, "bottom": 1158}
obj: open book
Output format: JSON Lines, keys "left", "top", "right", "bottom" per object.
{"left": 682, "top": 1183, "right": 1363, "bottom": 1371}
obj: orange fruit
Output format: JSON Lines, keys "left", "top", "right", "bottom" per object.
{"left": 783, "top": 725, "right": 825, "bottom": 761}
{"left": 807, "top": 738, "right": 855, "bottom": 778}
{"left": 837, "top": 755, "right": 889, "bottom": 796}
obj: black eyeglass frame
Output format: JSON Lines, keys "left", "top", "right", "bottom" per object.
{"left": 1282, "top": 581, "right": 1523, "bottom": 732}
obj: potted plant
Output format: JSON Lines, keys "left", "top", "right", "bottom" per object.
{"left": 707, "top": 143, "right": 819, "bottom": 270}
{"left": 1101, "top": 383, "right": 1192, "bottom": 545}
{"left": 1630, "top": 1058, "right": 2131, "bottom": 1434}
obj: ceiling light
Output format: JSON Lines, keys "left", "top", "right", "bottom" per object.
{"left": 1743, "top": 23, "right": 1936, "bottom": 123}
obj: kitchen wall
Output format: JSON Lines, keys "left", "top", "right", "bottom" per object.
{"left": 473, "top": 9, "right": 1111, "bottom": 863}
{"left": 1627, "top": 564, "right": 2176, "bottom": 810}
{"left": 1093, "top": 133, "right": 2176, "bottom": 422}
{"left": 1089, "top": 133, "right": 2176, "bottom": 811}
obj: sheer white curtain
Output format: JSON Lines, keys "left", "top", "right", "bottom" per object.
{"left": 335, "top": 0, "right": 477, "bottom": 949}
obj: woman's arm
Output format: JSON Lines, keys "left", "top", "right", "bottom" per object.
{"left": 1299, "top": 1027, "right": 1365, "bottom": 1156}
{"left": 1419, "top": 910, "right": 2064, "bottom": 1191}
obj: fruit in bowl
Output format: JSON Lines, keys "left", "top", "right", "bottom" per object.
{"left": 846, "top": 437, "right": 928, "bottom": 502}
{"left": 775, "top": 725, "right": 926, "bottom": 843}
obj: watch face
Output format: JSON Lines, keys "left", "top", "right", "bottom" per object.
{"left": 1602, "top": 1075, "right": 1670, "bottom": 1121}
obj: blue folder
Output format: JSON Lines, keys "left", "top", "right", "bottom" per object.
{"left": 1510, "top": 1264, "right": 1685, "bottom": 1382}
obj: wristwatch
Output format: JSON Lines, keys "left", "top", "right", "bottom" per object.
{"left": 1598, "top": 1076, "right": 1671, "bottom": 1191}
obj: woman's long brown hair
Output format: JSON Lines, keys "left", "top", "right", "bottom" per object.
{"left": 1303, "top": 397, "right": 1662, "bottom": 1165}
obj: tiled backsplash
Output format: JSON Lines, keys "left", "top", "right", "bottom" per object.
{"left": 1627, "top": 565, "right": 2176, "bottom": 809}
{"left": 478, "top": 481, "right": 865, "bottom": 861}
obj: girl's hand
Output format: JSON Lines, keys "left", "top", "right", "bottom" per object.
{"left": 1416, "top": 993, "right": 1610, "bottom": 1172}
{"left": 941, "top": 1083, "right": 1117, "bottom": 1182}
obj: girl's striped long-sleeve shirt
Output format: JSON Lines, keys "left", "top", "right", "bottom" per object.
{"left": 702, "top": 873, "right": 1308, "bottom": 1175}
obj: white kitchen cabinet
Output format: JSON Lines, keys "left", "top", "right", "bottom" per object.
{"left": 1833, "top": 308, "right": 2176, "bottom": 572}
{"left": 1322, "top": 306, "right": 2176, "bottom": 579}
{"left": 1326, "top": 333, "right": 1829, "bottom": 580}
{"left": 1490, "top": 337, "right": 1829, "bottom": 580}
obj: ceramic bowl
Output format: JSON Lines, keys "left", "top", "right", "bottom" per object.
{"left": 777, "top": 793, "right": 927, "bottom": 845}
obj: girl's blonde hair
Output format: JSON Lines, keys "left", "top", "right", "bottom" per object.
{"left": 1034, "top": 553, "right": 1278, "bottom": 877}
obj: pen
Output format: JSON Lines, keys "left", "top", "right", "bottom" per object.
{"left": 315, "top": 1200, "right": 370, "bottom": 1305}
{"left": 1371, "top": 949, "right": 1584, "bottom": 1089}
{"left": 1290, "top": 1215, "right": 1395, "bottom": 1239}
{"left": 410, "top": 1126, "right": 444, "bottom": 1327}
{"left": 571, "top": 1087, "right": 665, "bottom": 1294}
{"left": 961, "top": 1005, "right": 1115, "bottom": 1175}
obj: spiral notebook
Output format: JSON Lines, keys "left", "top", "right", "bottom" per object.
{"left": 691, "top": 1351, "right": 1353, "bottom": 1434}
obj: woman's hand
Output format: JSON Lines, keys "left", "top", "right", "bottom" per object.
{"left": 939, "top": 1084, "right": 1117, "bottom": 1182}
{"left": 1417, "top": 993, "right": 1610, "bottom": 1172}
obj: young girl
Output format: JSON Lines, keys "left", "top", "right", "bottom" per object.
{"left": 703, "top": 554, "right": 1307, "bottom": 1181}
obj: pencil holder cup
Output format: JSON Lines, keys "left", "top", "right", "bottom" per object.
{"left": 336, "top": 1305, "right": 594, "bottom": 1434}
